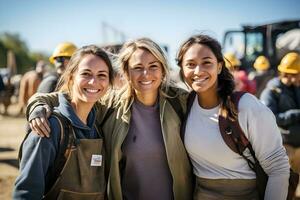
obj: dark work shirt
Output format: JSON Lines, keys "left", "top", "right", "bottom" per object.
{"left": 37, "top": 73, "right": 59, "bottom": 93}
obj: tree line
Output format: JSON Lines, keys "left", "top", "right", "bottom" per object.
{"left": 0, "top": 32, "right": 48, "bottom": 74}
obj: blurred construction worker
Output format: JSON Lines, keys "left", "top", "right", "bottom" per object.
{"left": 37, "top": 42, "right": 77, "bottom": 93}
{"left": 260, "top": 52, "right": 300, "bottom": 197}
{"left": 0, "top": 75, "right": 14, "bottom": 115}
{"left": 224, "top": 53, "right": 256, "bottom": 94}
{"left": 248, "top": 56, "right": 275, "bottom": 97}
{"left": 295, "top": 73, "right": 300, "bottom": 87}
{"left": 0, "top": 74, "right": 7, "bottom": 114}
{"left": 0, "top": 73, "right": 4, "bottom": 92}
{"left": 18, "top": 60, "right": 47, "bottom": 115}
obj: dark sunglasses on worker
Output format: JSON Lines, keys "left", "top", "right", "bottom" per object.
{"left": 54, "top": 56, "right": 70, "bottom": 63}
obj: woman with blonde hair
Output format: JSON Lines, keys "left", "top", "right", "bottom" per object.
{"left": 25, "top": 38, "right": 193, "bottom": 200}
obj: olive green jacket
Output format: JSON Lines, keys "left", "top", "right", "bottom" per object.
{"left": 26, "top": 88, "right": 193, "bottom": 200}
{"left": 102, "top": 88, "right": 193, "bottom": 200}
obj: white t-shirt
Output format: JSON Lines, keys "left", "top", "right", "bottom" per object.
{"left": 184, "top": 93, "right": 290, "bottom": 200}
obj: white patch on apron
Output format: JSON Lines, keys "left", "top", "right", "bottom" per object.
{"left": 90, "top": 154, "right": 102, "bottom": 166}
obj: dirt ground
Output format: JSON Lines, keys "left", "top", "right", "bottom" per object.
{"left": 0, "top": 103, "right": 26, "bottom": 199}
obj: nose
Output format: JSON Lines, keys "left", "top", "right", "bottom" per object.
{"left": 88, "top": 76, "right": 96, "bottom": 84}
{"left": 194, "top": 65, "right": 202, "bottom": 74}
{"left": 142, "top": 68, "right": 149, "bottom": 75}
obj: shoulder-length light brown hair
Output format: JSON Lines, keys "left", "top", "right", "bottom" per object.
{"left": 117, "top": 37, "right": 172, "bottom": 100}
{"left": 56, "top": 45, "right": 114, "bottom": 98}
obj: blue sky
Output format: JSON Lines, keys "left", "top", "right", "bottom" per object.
{"left": 0, "top": 0, "right": 299, "bottom": 67}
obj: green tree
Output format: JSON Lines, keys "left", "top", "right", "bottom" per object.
{"left": 0, "top": 32, "right": 33, "bottom": 73}
{"left": 0, "top": 41, "right": 7, "bottom": 68}
{"left": 0, "top": 32, "right": 49, "bottom": 74}
{"left": 29, "top": 52, "right": 49, "bottom": 63}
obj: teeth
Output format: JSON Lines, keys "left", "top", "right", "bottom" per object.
{"left": 193, "top": 77, "right": 207, "bottom": 83}
{"left": 140, "top": 81, "right": 152, "bottom": 85}
{"left": 85, "top": 89, "right": 99, "bottom": 93}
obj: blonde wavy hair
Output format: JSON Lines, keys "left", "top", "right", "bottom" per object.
{"left": 117, "top": 37, "right": 172, "bottom": 101}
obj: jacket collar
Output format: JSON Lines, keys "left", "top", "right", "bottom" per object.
{"left": 56, "top": 93, "right": 96, "bottom": 130}
{"left": 120, "top": 94, "right": 165, "bottom": 123}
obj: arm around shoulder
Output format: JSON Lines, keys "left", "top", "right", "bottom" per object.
{"left": 26, "top": 92, "right": 60, "bottom": 121}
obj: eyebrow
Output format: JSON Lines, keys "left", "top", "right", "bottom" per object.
{"left": 184, "top": 59, "right": 195, "bottom": 62}
{"left": 131, "top": 60, "right": 160, "bottom": 66}
{"left": 148, "top": 61, "right": 160, "bottom": 64}
{"left": 202, "top": 56, "right": 213, "bottom": 60}
{"left": 80, "top": 68, "right": 109, "bottom": 73}
{"left": 184, "top": 57, "right": 213, "bottom": 62}
{"left": 98, "top": 70, "right": 109, "bottom": 74}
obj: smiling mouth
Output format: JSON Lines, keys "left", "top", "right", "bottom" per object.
{"left": 84, "top": 88, "right": 101, "bottom": 93}
{"left": 140, "top": 81, "right": 153, "bottom": 85}
{"left": 193, "top": 77, "right": 209, "bottom": 83}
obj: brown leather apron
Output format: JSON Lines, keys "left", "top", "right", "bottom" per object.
{"left": 194, "top": 177, "right": 259, "bottom": 200}
{"left": 44, "top": 129, "right": 106, "bottom": 200}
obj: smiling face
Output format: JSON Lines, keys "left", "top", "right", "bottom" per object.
{"left": 71, "top": 54, "right": 110, "bottom": 105}
{"left": 182, "top": 43, "right": 222, "bottom": 96}
{"left": 127, "top": 48, "right": 163, "bottom": 99}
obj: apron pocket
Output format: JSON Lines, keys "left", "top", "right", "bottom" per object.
{"left": 57, "top": 189, "right": 105, "bottom": 200}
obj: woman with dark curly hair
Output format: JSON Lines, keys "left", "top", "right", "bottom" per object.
{"left": 177, "top": 34, "right": 290, "bottom": 200}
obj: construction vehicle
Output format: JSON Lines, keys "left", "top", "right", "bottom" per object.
{"left": 223, "top": 20, "right": 300, "bottom": 72}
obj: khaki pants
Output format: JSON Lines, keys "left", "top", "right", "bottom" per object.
{"left": 194, "top": 177, "right": 258, "bottom": 200}
{"left": 284, "top": 144, "right": 300, "bottom": 197}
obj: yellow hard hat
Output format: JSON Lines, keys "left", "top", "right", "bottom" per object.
{"left": 49, "top": 42, "right": 77, "bottom": 64}
{"left": 253, "top": 56, "right": 270, "bottom": 70}
{"left": 224, "top": 53, "right": 241, "bottom": 69}
{"left": 278, "top": 52, "right": 300, "bottom": 74}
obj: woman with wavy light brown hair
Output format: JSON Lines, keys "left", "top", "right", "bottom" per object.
{"left": 14, "top": 45, "right": 114, "bottom": 199}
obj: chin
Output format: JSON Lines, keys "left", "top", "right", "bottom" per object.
{"left": 192, "top": 86, "right": 208, "bottom": 94}
{"left": 140, "top": 87, "right": 154, "bottom": 92}
{"left": 141, "top": 87, "right": 160, "bottom": 94}
{"left": 81, "top": 95, "right": 100, "bottom": 103}
{"left": 136, "top": 84, "right": 157, "bottom": 91}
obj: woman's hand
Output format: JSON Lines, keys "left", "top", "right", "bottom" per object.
{"left": 29, "top": 117, "right": 50, "bottom": 137}
{"left": 28, "top": 105, "right": 52, "bottom": 137}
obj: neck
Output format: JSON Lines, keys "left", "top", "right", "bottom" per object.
{"left": 196, "top": 85, "right": 220, "bottom": 109}
{"left": 71, "top": 100, "right": 93, "bottom": 124}
{"left": 135, "top": 90, "right": 158, "bottom": 106}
